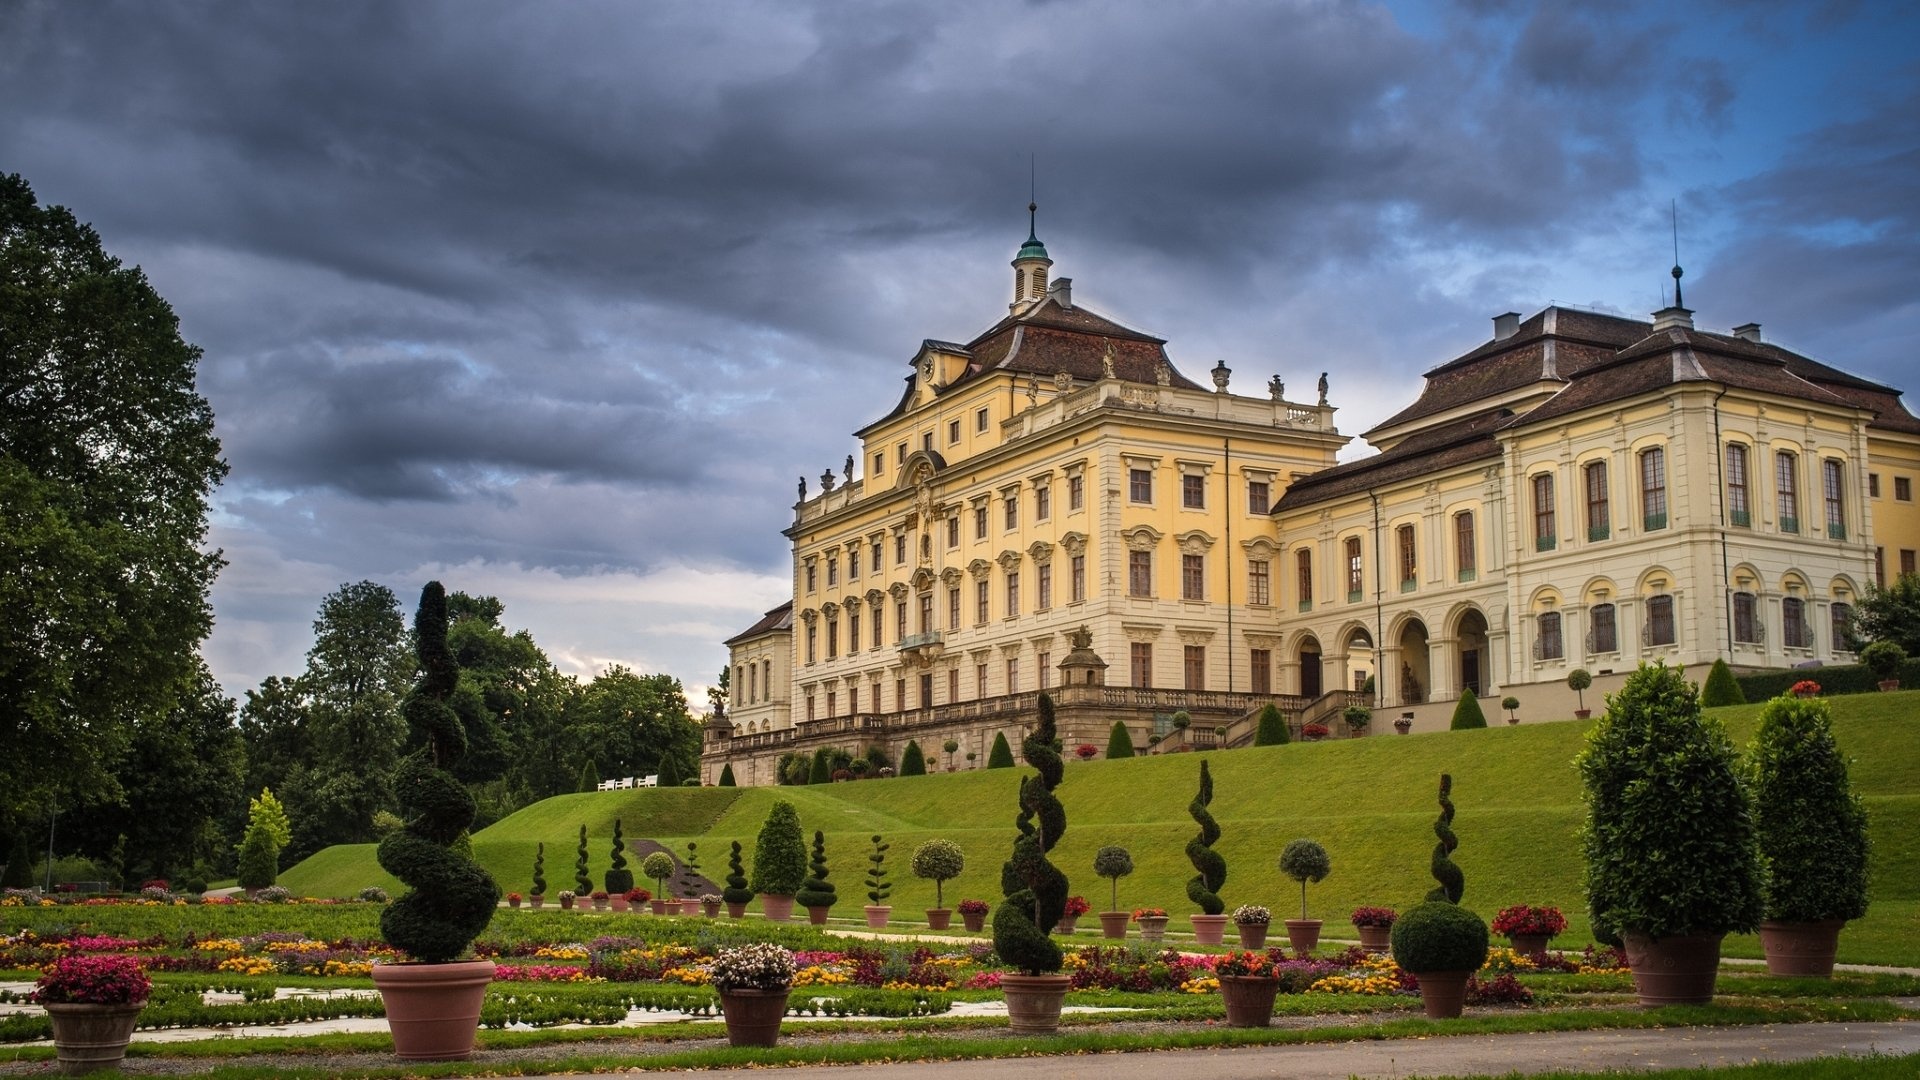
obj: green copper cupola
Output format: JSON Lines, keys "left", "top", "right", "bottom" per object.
{"left": 1011, "top": 201, "right": 1052, "bottom": 309}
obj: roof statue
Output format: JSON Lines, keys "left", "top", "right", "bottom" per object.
{"left": 1317, "top": 371, "right": 1329, "bottom": 405}
{"left": 1269, "top": 374, "right": 1284, "bottom": 402}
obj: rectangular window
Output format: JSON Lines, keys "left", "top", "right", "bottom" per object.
{"left": 1129, "top": 468, "right": 1153, "bottom": 503}
{"left": 1783, "top": 597, "right": 1810, "bottom": 649}
{"left": 1876, "top": 546, "right": 1885, "bottom": 586}
{"left": 1296, "top": 548, "right": 1313, "bottom": 610}
{"left": 806, "top": 624, "right": 817, "bottom": 664}
{"left": 947, "top": 418, "right": 960, "bottom": 444}
{"left": 826, "top": 689, "right": 836, "bottom": 717}
{"left": 848, "top": 548, "right": 860, "bottom": 579}
{"left": 1898, "top": 477, "right": 1913, "bottom": 501}
{"left": 1831, "top": 603, "right": 1854, "bottom": 653}
{"left": 921, "top": 431, "right": 933, "bottom": 453}
{"left": 847, "top": 609, "right": 859, "bottom": 651}
{"left": 1070, "top": 554, "right": 1086, "bottom": 602}
{"left": 895, "top": 600, "right": 906, "bottom": 641}
{"left": 1037, "top": 564, "right": 1052, "bottom": 610}
{"left": 1248, "top": 558, "right": 1270, "bottom": 606}
{"left": 895, "top": 532, "right": 907, "bottom": 564}
{"left": 946, "top": 669, "right": 958, "bottom": 703}
{"left": 1129, "top": 550, "right": 1153, "bottom": 597}
{"left": 1006, "top": 658, "right": 1019, "bottom": 693}
{"left": 1068, "top": 474, "right": 1084, "bottom": 511}
{"left": 1868, "top": 473, "right": 1880, "bottom": 498}
{"left": 1726, "top": 444, "right": 1751, "bottom": 526}
{"left": 1647, "top": 594, "right": 1676, "bottom": 646}
{"left": 1777, "top": 452, "right": 1800, "bottom": 532}
{"left": 1183, "top": 645, "right": 1206, "bottom": 690}
{"left": 1903, "top": 549, "right": 1916, "bottom": 576}
{"left": 976, "top": 663, "right": 988, "bottom": 698}
{"left": 826, "top": 556, "right": 838, "bottom": 587}
{"left": 1590, "top": 603, "right": 1617, "bottom": 653}
{"left": 1038, "top": 651, "right": 1050, "bottom": 689}
{"left": 873, "top": 452, "right": 884, "bottom": 477}
{"left": 947, "top": 516, "right": 960, "bottom": 549}
{"left": 1733, "top": 592, "right": 1759, "bottom": 643}
{"left": 872, "top": 607, "right": 882, "bottom": 649}
{"left": 974, "top": 504, "right": 988, "bottom": 539}
{"left": 848, "top": 685, "right": 858, "bottom": 715}
{"left": 805, "top": 694, "right": 815, "bottom": 721}
{"left": 871, "top": 538, "right": 882, "bottom": 567}
{"left": 896, "top": 678, "right": 906, "bottom": 711}
{"left": 1035, "top": 484, "right": 1050, "bottom": 521}
{"left": 825, "top": 620, "right": 838, "bottom": 659}
{"left": 1537, "top": 612, "right": 1563, "bottom": 660}
{"left": 1641, "top": 447, "right": 1668, "bottom": 530}
{"left": 1584, "top": 461, "right": 1610, "bottom": 541}
{"left": 1249, "top": 649, "right": 1271, "bottom": 695}
{"left": 975, "top": 406, "right": 989, "bottom": 433}
{"left": 805, "top": 563, "right": 817, "bottom": 592}
{"left": 1396, "top": 523, "right": 1417, "bottom": 589}
{"left": 919, "top": 592, "right": 932, "bottom": 632}
{"left": 1346, "top": 536, "right": 1363, "bottom": 599}
{"left": 1130, "top": 643, "right": 1153, "bottom": 689}
{"left": 919, "top": 672, "right": 932, "bottom": 708}
{"left": 975, "top": 580, "right": 989, "bottom": 624}
{"left": 1005, "top": 571, "right": 1020, "bottom": 617}
{"left": 896, "top": 442, "right": 907, "bottom": 466}
{"left": 1455, "top": 512, "right": 1476, "bottom": 580}
{"left": 1824, "top": 458, "right": 1846, "bottom": 538}
{"left": 1182, "top": 554, "right": 1205, "bottom": 600}
{"left": 947, "top": 587, "right": 960, "bottom": 631}
{"left": 1533, "top": 473, "right": 1557, "bottom": 550}
{"left": 1248, "top": 480, "right": 1270, "bottom": 515}
{"left": 1182, "top": 473, "right": 1205, "bottom": 509}
{"left": 1004, "top": 495, "right": 1018, "bottom": 531}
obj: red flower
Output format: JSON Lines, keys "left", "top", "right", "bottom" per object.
{"left": 31, "top": 955, "right": 151, "bottom": 1006}
{"left": 1490, "top": 904, "right": 1567, "bottom": 937}
{"left": 1064, "top": 895, "right": 1091, "bottom": 917}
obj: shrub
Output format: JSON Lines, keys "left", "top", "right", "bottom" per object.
{"left": 1426, "top": 773, "right": 1463, "bottom": 903}
{"left": 993, "top": 693, "right": 1068, "bottom": 975}
{"left": 1701, "top": 658, "right": 1745, "bottom": 707}
{"left": 359, "top": 886, "right": 390, "bottom": 903}
{"left": 1578, "top": 661, "right": 1763, "bottom": 942}
{"left": 1185, "top": 760, "right": 1226, "bottom": 915}
{"left": 1350, "top": 906, "right": 1397, "bottom": 929}
{"left": 749, "top": 800, "right": 807, "bottom": 896}
{"left": 246, "top": 789, "right": 293, "bottom": 850}
{"left": 1491, "top": 905, "right": 1567, "bottom": 937}
{"left": 1861, "top": 640, "right": 1906, "bottom": 682}
{"left": 531, "top": 842, "right": 547, "bottom": 896}
{"left": 1500, "top": 696, "right": 1520, "bottom": 720}
{"left": 658, "top": 753, "right": 684, "bottom": 790}
{"left": 1449, "top": 689, "right": 1487, "bottom": 730}
{"left": 1567, "top": 668, "right": 1593, "bottom": 712}
{"left": 718, "top": 763, "right": 737, "bottom": 787}
{"left": 1093, "top": 845, "right": 1133, "bottom": 912}
{"left": 31, "top": 955, "right": 151, "bottom": 1005}
{"left": 1748, "top": 694, "right": 1871, "bottom": 924}
{"left": 641, "top": 851, "right": 676, "bottom": 896}
{"left": 722, "top": 840, "right": 754, "bottom": 905}
{"left": 986, "top": 731, "right": 1015, "bottom": 769}
{"left": 1278, "top": 839, "right": 1330, "bottom": 920}
{"left": 235, "top": 824, "right": 279, "bottom": 892}
{"left": 1231, "top": 903, "right": 1271, "bottom": 926}
{"left": 808, "top": 749, "right": 832, "bottom": 786}
{"left": 1253, "top": 703, "right": 1290, "bottom": 746}
{"left": 574, "top": 825, "right": 592, "bottom": 895}
{"left": 578, "top": 760, "right": 599, "bottom": 794}
{"left": 911, "top": 839, "right": 965, "bottom": 909}
{"left": 254, "top": 885, "right": 291, "bottom": 903}
{"left": 942, "top": 739, "right": 960, "bottom": 769}
{"left": 1342, "top": 705, "right": 1370, "bottom": 731}
{"left": 605, "top": 820, "right": 633, "bottom": 896}
{"left": 864, "top": 834, "right": 891, "bottom": 905}
{"left": 709, "top": 942, "right": 796, "bottom": 992}
{"left": 796, "top": 831, "right": 838, "bottom": 910}
{"left": 1390, "top": 900, "right": 1490, "bottom": 974}
{"left": 899, "top": 740, "right": 927, "bottom": 776}
{"left": 1105, "top": 721, "right": 1136, "bottom": 759}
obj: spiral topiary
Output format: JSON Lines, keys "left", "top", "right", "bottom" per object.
{"left": 605, "top": 820, "right": 632, "bottom": 895}
{"left": 1184, "top": 760, "right": 1226, "bottom": 914}
{"left": 993, "top": 692, "right": 1068, "bottom": 974}
{"left": 374, "top": 582, "right": 500, "bottom": 963}
{"left": 531, "top": 843, "right": 546, "bottom": 897}
{"left": 574, "top": 825, "right": 592, "bottom": 895}
{"left": 796, "top": 830, "right": 837, "bottom": 909}
{"left": 1426, "top": 773, "right": 1463, "bottom": 903}
{"left": 722, "top": 840, "right": 754, "bottom": 905}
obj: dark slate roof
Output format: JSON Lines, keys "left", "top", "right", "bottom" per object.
{"left": 724, "top": 601, "right": 793, "bottom": 646}
{"left": 1274, "top": 409, "right": 1511, "bottom": 510}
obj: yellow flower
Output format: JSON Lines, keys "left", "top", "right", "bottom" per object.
{"left": 1180, "top": 976, "right": 1219, "bottom": 995}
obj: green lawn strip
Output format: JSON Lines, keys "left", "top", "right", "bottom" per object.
{"left": 1423, "top": 1051, "right": 1920, "bottom": 1080}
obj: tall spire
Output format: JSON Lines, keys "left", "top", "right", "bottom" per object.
{"left": 1651, "top": 199, "right": 1693, "bottom": 331}
{"left": 1670, "top": 199, "right": 1685, "bottom": 310}
{"left": 1011, "top": 179, "right": 1051, "bottom": 308}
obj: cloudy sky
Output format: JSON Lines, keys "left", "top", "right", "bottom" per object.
{"left": 5, "top": 0, "right": 1915, "bottom": 705}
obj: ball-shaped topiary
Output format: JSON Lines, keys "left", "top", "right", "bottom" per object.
{"left": 1861, "top": 640, "right": 1905, "bottom": 683}
{"left": 374, "top": 582, "right": 501, "bottom": 963}
{"left": 749, "top": 800, "right": 807, "bottom": 896}
{"left": 1184, "top": 760, "right": 1226, "bottom": 914}
{"left": 993, "top": 693, "right": 1068, "bottom": 975}
{"left": 796, "top": 831, "right": 837, "bottom": 909}
{"left": 911, "top": 839, "right": 965, "bottom": 909}
{"left": 1701, "top": 658, "right": 1745, "bottom": 707}
{"left": 1748, "top": 694, "right": 1871, "bottom": 924}
{"left": 1278, "top": 839, "right": 1330, "bottom": 920}
{"left": 1092, "top": 845, "right": 1133, "bottom": 913}
{"left": 1567, "top": 668, "right": 1594, "bottom": 712}
{"left": 1390, "top": 900, "right": 1490, "bottom": 974}
{"left": 641, "top": 851, "right": 676, "bottom": 895}
{"left": 722, "top": 840, "right": 754, "bottom": 905}
{"left": 1253, "top": 702, "right": 1290, "bottom": 746}
{"left": 1449, "top": 689, "right": 1487, "bottom": 730}
{"left": 1426, "top": 773, "right": 1463, "bottom": 903}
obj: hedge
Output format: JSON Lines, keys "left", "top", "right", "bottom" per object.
{"left": 1733, "top": 656, "right": 1920, "bottom": 701}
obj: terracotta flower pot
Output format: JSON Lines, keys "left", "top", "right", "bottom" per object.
{"left": 759, "top": 894, "right": 794, "bottom": 922}
{"left": 1355, "top": 924, "right": 1392, "bottom": 954}
{"left": 1394, "top": 720, "right": 1413, "bottom": 735}
{"left": 726, "top": 901, "right": 748, "bottom": 919}
{"left": 1621, "top": 930, "right": 1725, "bottom": 1006}
{"left": 680, "top": 899, "right": 701, "bottom": 916}
{"left": 926, "top": 908, "right": 952, "bottom": 930}
{"left": 528, "top": 895, "right": 543, "bottom": 909}
{"left": 703, "top": 900, "right": 722, "bottom": 918}
{"left": 1235, "top": 922, "right": 1269, "bottom": 949}
{"left": 1410, "top": 969, "right": 1471, "bottom": 1019}
{"left": 1189, "top": 913, "right": 1229, "bottom": 945}
{"left": 1000, "top": 973, "right": 1072, "bottom": 1035}
{"left": 1759, "top": 920, "right": 1845, "bottom": 977}
{"left": 1507, "top": 932, "right": 1551, "bottom": 960}
{"left": 1217, "top": 974, "right": 1281, "bottom": 1027}
{"left": 1098, "top": 912, "right": 1129, "bottom": 939}
{"left": 592, "top": 897, "right": 609, "bottom": 911}
{"left": 45, "top": 1001, "right": 143, "bottom": 1075}
{"left": 371, "top": 959, "right": 493, "bottom": 1061}
{"left": 610, "top": 895, "right": 628, "bottom": 912}
{"left": 1054, "top": 914, "right": 1079, "bottom": 934}
{"left": 650, "top": 900, "right": 671, "bottom": 915}
{"left": 1574, "top": 709, "right": 1592, "bottom": 720}
{"left": 718, "top": 987, "right": 791, "bottom": 1047}
{"left": 1136, "top": 916, "right": 1168, "bottom": 943}
{"left": 963, "top": 910, "right": 987, "bottom": 932}
{"left": 559, "top": 895, "right": 574, "bottom": 910}
{"left": 864, "top": 905, "right": 892, "bottom": 929}
{"left": 806, "top": 905, "right": 831, "bottom": 926}
{"left": 1283, "top": 918, "right": 1323, "bottom": 953}
{"left": 1878, "top": 679, "right": 1900, "bottom": 692}
{"left": 507, "top": 897, "right": 521, "bottom": 909}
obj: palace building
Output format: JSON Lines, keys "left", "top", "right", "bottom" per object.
{"left": 704, "top": 219, "right": 1920, "bottom": 786}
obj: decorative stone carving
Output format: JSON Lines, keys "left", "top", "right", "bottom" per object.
{"left": 911, "top": 568, "right": 935, "bottom": 591}
{"left": 1121, "top": 622, "right": 1163, "bottom": 642}
{"left": 1121, "top": 525, "right": 1164, "bottom": 551}
{"left": 1269, "top": 374, "right": 1284, "bottom": 402}
{"left": 1243, "top": 632, "right": 1283, "bottom": 650}
{"left": 1068, "top": 624, "right": 1094, "bottom": 650}
{"left": 821, "top": 469, "right": 836, "bottom": 493}
{"left": 1241, "top": 536, "right": 1279, "bottom": 556}
{"left": 1054, "top": 371, "right": 1073, "bottom": 393}
{"left": 1177, "top": 628, "right": 1215, "bottom": 646}
{"left": 821, "top": 601, "right": 840, "bottom": 618}
{"left": 799, "top": 608, "right": 819, "bottom": 625}
{"left": 968, "top": 558, "right": 994, "bottom": 579}
{"left": 1059, "top": 531, "right": 1088, "bottom": 556}
{"left": 1027, "top": 540, "right": 1055, "bottom": 563}
{"left": 1101, "top": 341, "right": 1116, "bottom": 379}
{"left": 1317, "top": 371, "right": 1329, "bottom": 405}
{"left": 939, "top": 567, "right": 963, "bottom": 586}
{"left": 866, "top": 589, "right": 885, "bottom": 607}
{"left": 1176, "top": 529, "right": 1216, "bottom": 555}
{"left": 888, "top": 582, "right": 910, "bottom": 600}
{"left": 1156, "top": 360, "right": 1171, "bottom": 386}
{"left": 997, "top": 549, "right": 1023, "bottom": 572}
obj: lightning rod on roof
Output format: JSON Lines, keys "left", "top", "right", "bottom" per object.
{"left": 1670, "top": 199, "right": 1685, "bottom": 310}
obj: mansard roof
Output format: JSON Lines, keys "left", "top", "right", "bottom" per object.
{"left": 724, "top": 600, "right": 793, "bottom": 646}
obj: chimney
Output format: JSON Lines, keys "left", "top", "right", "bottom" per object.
{"left": 1493, "top": 312, "right": 1521, "bottom": 341}
{"left": 1048, "top": 277, "right": 1072, "bottom": 310}
{"left": 1732, "top": 322, "right": 1762, "bottom": 343}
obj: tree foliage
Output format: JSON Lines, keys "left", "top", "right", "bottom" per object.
{"left": 993, "top": 693, "right": 1067, "bottom": 974}
{"left": 1279, "top": 838, "right": 1331, "bottom": 920}
{"left": 1748, "top": 694, "right": 1871, "bottom": 923}
{"left": 899, "top": 740, "right": 926, "bottom": 776}
{"left": 1850, "top": 573, "right": 1920, "bottom": 655}
{"left": 1253, "top": 703, "right": 1290, "bottom": 746}
{"left": 986, "top": 731, "right": 1015, "bottom": 769}
{"left": 749, "top": 800, "right": 807, "bottom": 895}
{"left": 1185, "top": 760, "right": 1226, "bottom": 914}
{"left": 911, "top": 839, "right": 964, "bottom": 909}
{"left": 1701, "top": 658, "right": 1745, "bottom": 707}
{"left": 1092, "top": 845, "right": 1133, "bottom": 912}
{"left": 1105, "top": 721, "right": 1136, "bottom": 759}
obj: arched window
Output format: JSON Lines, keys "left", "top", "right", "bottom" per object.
{"left": 1732, "top": 592, "right": 1760, "bottom": 644}
{"left": 1535, "top": 611, "right": 1564, "bottom": 660}
{"left": 1831, "top": 602, "right": 1854, "bottom": 653}
{"left": 1782, "top": 597, "right": 1809, "bottom": 649}
{"left": 1645, "top": 595, "right": 1677, "bottom": 647}
{"left": 1588, "top": 603, "right": 1617, "bottom": 654}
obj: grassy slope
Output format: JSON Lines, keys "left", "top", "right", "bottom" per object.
{"left": 282, "top": 691, "right": 1920, "bottom": 965}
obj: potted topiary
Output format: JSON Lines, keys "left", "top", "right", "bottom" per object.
{"left": 1491, "top": 904, "right": 1566, "bottom": 960}
{"left": 1862, "top": 640, "right": 1906, "bottom": 692}
{"left": 1749, "top": 692, "right": 1872, "bottom": 976}
{"left": 1342, "top": 704, "right": 1371, "bottom": 735}
{"left": 796, "top": 830, "right": 838, "bottom": 925}
{"left": 863, "top": 834, "right": 892, "bottom": 927}
{"left": 750, "top": 800, "right": 807, "bottom": 921}
{"left": 911, "top": 839, "right": 965, "bottom": 930}
{"left": 1231, "top": 903, "right": 1271, "bottom": 949}
{"left": 1185, "top": 760, "right": 1230, "bottom": 945}
{"left": 1214, "top": 948, "right": 1282, "bottom": 1027}
{"left": 605, "top": 821, "right": 633, "bottom": 910}
{"left": 371, "top": 583, "right": 502, "bottom": 1061}
{"left": 993, "top": 692, "right": 1072, "bottom": 1034}
{"left": 679, "top": 841, "right": 704, "bottom": 914}
{"left": 710, "top": 942, "right": 797, "bottom": 1047}
{"left": 1278, "top": 839, "right": 1330, "bottom": 952}
{"left": 33, "top": 954, "right": 151, "bottom": 1074}
{"left": 1501, "top": 696, "right": 1521, "bottom": 725}
{"left": 1579, "top": 662, "right": 1763, "bottom": 1006}
{"left": 1567, "top": 669, "right": 1593, "bottom": 718}
{"left": 943, "top": 738, "right": 960, "bottom": 771}
{"left": 1350, "top": 906, "right": 1397, "bottom": 954}
{"left": 1093, "top": 845, "right": 1134, "bottom": 939}
{"left": 529, "top": 843, "right": 546, "bottom": 908}
{"left": 958, "top": 898, "right": 990, "bottom": 932}
{"left": 642, "top": 852, "right": 677, "bottom": 914}
{"left": 1388, "top": 772, "right": 1489, "bottom": 1019}
{"left": 723, "top": 840, "right": 755, "bottom": 918}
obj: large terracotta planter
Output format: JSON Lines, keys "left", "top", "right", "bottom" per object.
{"left": 44, "top": 1001, "right": 143, "bottom": 1075}
{"left": 650, "top": 899, "right": 671, "bottom": 915}
{"left": 759, "top": 894, "right": 794, "bottom": 922}
{"left": 680, "top": 899, "right": 702, "bottom": 916}
{"left": 1189, "top": 914, "right": 1229, "bottom": 945}
{"left": 703, "top": 900, "right": 722, "bottom": 918}
{"left": 1136, "top": 915, "right": 1168, "bottom": 943}
{"left": 507, "top": 896, "right": 521, "bottom": 910}
{"left": 962, "top": 910, "right": 987, "bottom": 932}
{"left": 1098, "top": 912, "right": 1129, "bottom": 939}
{"left": 1283, "top": 918, "right": 1323, "bottom": 953}
{"left": 592, "top": 896, "right": 609, "bottom": 911}
{"left": 726, "top": 901, "right": 748, "bottom": 919}
{"left": 1621, "top": 930, "right": 1725, "bottom": 1006}
{"left": 1236, "top": 922, "right": 1269, "bottom": 949}
{"left": 1759, "top": 919, "right": 1845, "bottom": 977}
{"left": 806, "top": 905, "right": 831, "bottom": 926}
{"left": 717, "top": 987, "right": 791, "bottom": 1047}
{"left": 1507, "top": 932, "right": 1551, "bottom": 960}
{"left": 926, "top": 908, "right": 952, "bottom": 930}
{"left": 1054, "top": 914, "right": 1079, "bottom": 934}
{"left": 610, "top": 894, "right": 628, "bottom": 912}
{"left": 1410, "top": 969, "right": 1471, "bottom": 1019}
{"left": 1356, "top": 924, "right": 1392, "bottom": 954}
{"left": 371, "top": 959, "right": 493, "bottom": 1061}
{"left": 1878, "top": 679, "right": 1901, "bottom": 692}
{"left": 1000, "top": 973, "right": 1072, "bottom": 1035}
{"left": 528, "top": 895, "right": 544, "bottom": 909}
{"left": 559, "top": 895, "right": 574, "bottom": 910}
{"left": 1217, "top": 975, "right": 1281, "bottom": 1027}
{"left": 864, "top": 905, "right": 892, "bottom": 929}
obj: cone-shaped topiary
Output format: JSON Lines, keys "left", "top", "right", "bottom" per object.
{"left": 574, "top": 824, "right": 592, "bottom": 895}
{"left": 1701, "top": 658, "right": 1745, "bottom": 707}
{"left": 578, "top": 760, "right": 599, "bottom": 793}
{"left": 1253, "top": 703, "right": 1290, "bottom": 745}
{"left": 1449, "top": 689, "right": 1487, "bottom": 730}
{"left": 796, "top": 830, "right": 837, "bottom": 909}
{"left": 749, "top": 800, "right": 807, "bottom": 896}
{"left": 1426, "top": 774, "right": 1463, "bottom": 903}
{"left": 864, "top": 834, "right": 892, "bottom": 904}
{"left": 2, "top": 835, "right": 32, "bottom": 888}
{"left": 808, "top": 749, "right": 832, "bottom": 785}
{"left": 718, "top": 763, "right": 736, "bottom": 787}
{"left": 1749, "top": 694, "right": 1870, "bottom": 924}
{"left": 722, "top": 840, "right": 754, "bottom": 905}
{"left": 1105, "top": 721, "right": 1135, "bottom": 759}
{"left": 900, "top": 740, "right": 926, "bottom": 776}
{"left": 531, "top": 843, "right": 546, "bottom": 897}
{"left": 993, "top": 693, "right": 1068, "bottom": 975}
{"left": 911, "top": 839, "right": 964, "bottom": 909}
{"left": 605, "top": 820, "right": 632, "bottom": 895}
{"left": 658, "top": 753, "right": 683, "bottom": 790}
{"left": 1184, "top": 760, "right": 1226, "bottom": 914}
{"left": 987, "top": 731, "right": 1016, "bottom": 769}
{"left": 375, "top": 582, "right": 500, "bottom": 963}
{"left": 1579, "top": 661, "right": 1763, "bottom": 942}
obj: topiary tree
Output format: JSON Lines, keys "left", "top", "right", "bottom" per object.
{"left": 1092, "top": 845, "right": 1133, "bottom": 913}
{"left": 1579, "top": 661, "right": 1763, "bottom": 945}
{"left": 246, "top": 789, "right": 293, "bottom": 850}
{"left": 605, "top": 820, "right": 632, "bottom": 895}
{"left": 808, "top": 749, "right": 832, "bottom": 785}
{"left": 374, "top": 582, "right": 500, "bottom": 963}
{"left": 718, "top": 763, "right": 737, "bottom": 787}
{"left": 1500, "top": 696, "right": 1521, "bottom": 723}
{"left": 1390, "top": 900, "right": 1490, "bottom": 976}
{"left": 1278, "top": 838, "right": 1331, "bottom": 920}
{"left": 1748, "top": 694, "right": 1871, "bottom": 926}
{"left": 680, "top": 840, "right": 702, "bottom": 897}
{"left": 864, "top": 834, "right": 892, "bottom": 905}
{"left": 1426, "top": 773, "right": 1463, "bottom": 903}
{"left": 1185, "top": 759, "right": 1225, "bottom": 914}
{"left": 942, "top": 739, "right": 959, "bottom": 770}
{"left": 641, "top": 851, "right": 675, "bottom": 898}
{"left": 1253, "top": 703, "right": 1290, "bottom": 746}
{"left": 578, "top": 760, "right": 600, "bottom": 793}
{"left": 993, "top": 692, "right": 1068, "bottom": 975}
{"left": 1105, "top": 721, "right": 1135, "bottom": 759}
{"left": 573, "top": 824, "right": 592, "bottom": 895}
{"left": 899, "top": 740, "right": 927, "bottom": 776}
{"left": 1861, "top": 640, "right": 1906, "bottom": 685}
{"left": 986, "top": 731, "right": 1015, "bottom": 769}
{"left": 1568, "top": 668, "right": 1594, "bottom": 712}
{"left": 722, "top": 840, "right": 754, "bottom": 906}
{"left": 796, "top": 831, "right": 838, "bottom": 910}
{"left": 1342, "top": 705, "right": 1370, "bottom": 733}
{"left": 911, "top": 839, "right": 965, "bottom": 909}
{"left": 2, "top": 834, "right": 32, "bottom": 888}
{"left": 1449, "top": 689, "right": 1487, "bottom": 730}
{"left": 657, "top": 753, "right": 683, "bottom": 790}
{"left": 531, "top": 843, "right": 547, "bottom": 897}
{"left": 749, "top": 800, "right": 807, "bottom": 897}
{"left": 235, "top": 823, "right": 279, "bottom": 892}
{"left": 1701, "top": 659, "right": 1744, "bottom": 707}
{"left": 1172, "top": 711, "right": 1191, "bottom": 731}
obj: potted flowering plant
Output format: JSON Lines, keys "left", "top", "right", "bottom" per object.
{"left": 1302, "top": 722, "right": 1330, "bottom": 741}
{"left": 1074, "top": 743, "right": 1099, "bottom": 760}
{"left": 624, "top": 887, "right": 650, "bottom": 908}
{"left": 590, "top": 889, "right": 609, "bottom": 912}
{"left": 557, "top": 889, "right": 575, "bottom": 910}
{"left": 1350, "top": 906, "right": 1397, "bottom": 954}
{"left": 958, "top": 898, "right": 990, "bottom": 932}
{"left": 1231, "top": 903, "right": 1271, "bottom": 949}
{"left": 1491, "top": 904, "right": 1566, "bottom": 958}
{"left": 1133, "top": 907, "right": 1170, "bottom": 942}
{"left": 701, "top": 893, "right": 724, "bottom": 918}
{"left": 1791, "top": 679, "right": 1821, "bottom": 699}
{"left": 1212, "top": 949, "right": 1280, "bottom": 1027}
{"left": 33, "top": 954, "right": 151, "bottom": 1074}
{"left": 1057, "top": 895, "right": 1090, "bottom": 934}
{"left": 506, "top": 892, "right": 522, "bottom": 909}
{"left": 709, "top": 942, "right": 796, "bottom": 1047}
{"left": 1394, "top": 713, "right": 1414, "bottom": 734}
